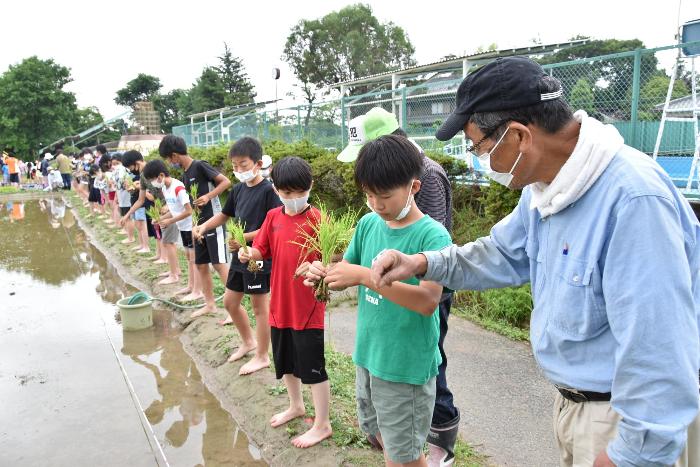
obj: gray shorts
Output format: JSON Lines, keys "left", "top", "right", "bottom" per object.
{"left": 356, "top": 366, "right": 436, "bottom": 464}
{"left": 160, "top": 223, "right": 179, "bottom": 244}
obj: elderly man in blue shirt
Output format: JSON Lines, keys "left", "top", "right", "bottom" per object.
{"left": 370, "top": 57, "right": 700, "bottom": 467}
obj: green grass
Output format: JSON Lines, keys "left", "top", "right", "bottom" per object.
{"left": 0, "top": 186, "right": 20, "bottom": 194}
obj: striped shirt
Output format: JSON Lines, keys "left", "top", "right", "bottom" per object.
{"left": 416, "top": 154, "right": 452, "bottom": 233}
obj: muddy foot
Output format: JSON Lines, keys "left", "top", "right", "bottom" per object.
{"left": 120, "top": 238, "right": 134, "bottom": 244}
{"left": 174, "top": 287, "right": 192, "bottom": 296}
{"left": 270, "top": 407, "right": 305, "bottom": 428}
{"left": 190, "top": 305, "right": 217, "bottom": 319}
{"left": 158, "top": 275, "right": 180, "bottom": 285}
{"left": 158, "top": 271, "right": 170, "bottom": 278}
{"left": 292, "top": 424, "right": 333, "bottom": 448}
{"left": 227, "top": 342, "right": 257, "bottom": 363}
{"left": 218, "top": 316, "right": 234, "bottom": 326}
{"left": 136, "top": 248, "right": 151, "bottom": 254}
{"left": 181, "top": 292, "right": 204, "bottom": 302}
{"left": 239, "top": 356, "right": 270, "bottom": 375}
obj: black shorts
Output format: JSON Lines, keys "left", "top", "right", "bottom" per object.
{"left": 146, "top": 215, "right": 156, "bottom": 238}
{"left": 88, "top": 187, "right": 101, "bottom": 203}
{"left": 194, "top": 226, "right": 228, "bottom": 265}
{"left": 271, "top": 327, "right": 327, "bottom": 384}
{"left": 120, "top": 206, "right": 130, "bottom": 216}
{"left": 226, "top": 269, "right": 270, "bottom": 294}
{"left": 9, "top": 173, "right": 19, "bottom": 183}
{"left": 180, "top": 231, "right": 193, "bottom": 249}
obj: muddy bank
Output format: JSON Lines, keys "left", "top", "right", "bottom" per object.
{"left": 71, "top": 194, "right": 380, "bottom": 466}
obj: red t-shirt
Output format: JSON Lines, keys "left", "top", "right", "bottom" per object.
{"left": 253, "top": 206, "right": 325, "bottom": 330}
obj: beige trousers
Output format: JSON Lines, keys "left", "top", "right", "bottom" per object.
{"left": 553, "top": 392, "right": 700, "bottom": 467}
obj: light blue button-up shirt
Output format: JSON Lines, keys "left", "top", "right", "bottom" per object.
{"left": 423, "top": 146, "right": 700, "bottom": 466}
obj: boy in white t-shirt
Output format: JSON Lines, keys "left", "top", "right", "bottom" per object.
{"left": 143, "top": 159, "right": 201, "bottom": 297}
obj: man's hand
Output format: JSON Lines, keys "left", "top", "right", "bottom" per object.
{"left": 238, "top": 247, "right": 251, "bottom": 263}
{"left": 194, "top": 194, "right": 210, "bottom": 207}
{"left": 593, "top": 450, "right": 616, "bottom": 467}
{"left": 369, "top": 250, "right": 427, "bottom": 288}
{"left": 325, "top": 262, "right": 362, "bottom": 291}
{"left": 228, "top": 238, "right": 241, "bottom": 252}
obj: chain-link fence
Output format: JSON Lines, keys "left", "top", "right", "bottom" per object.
{"left": 173, "top": 40, "right": 699, "bottom": 189}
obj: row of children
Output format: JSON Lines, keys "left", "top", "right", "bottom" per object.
{"left": 86, "top": 128, "right": 455, "bottom": 466}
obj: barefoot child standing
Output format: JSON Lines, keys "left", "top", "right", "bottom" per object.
{"left": 194, "top": 137, "right": 281, "bottom": 375}
{"left": 238, "top": 156, "right": 332, "bottom": 448}
{"left": 159, "top": 135, "right": 232, "bottom": 318}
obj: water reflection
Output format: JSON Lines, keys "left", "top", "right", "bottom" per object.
{"left": 3, "top": 198, "right": 266, "bottom": 466}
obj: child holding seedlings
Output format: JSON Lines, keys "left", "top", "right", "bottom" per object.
{"left": 143, "top": 159, "right": 197, "bottom": 290}
{"left": 238, "top": 156, "right": 331, "bottom": 448}
{"left": 159, "top": 135, "right": 232, "bottom": 318}
{"left": 306, "top": 135, "right": 451, "bottom": 467}
{"left": 118, "top": 151, "right": 150, "bottom": 254}
{"left": 112, "top": 154, "right": 136, "bottom": 243}
{"left": 194, "top": 137, "right": 281, "bottom": 375}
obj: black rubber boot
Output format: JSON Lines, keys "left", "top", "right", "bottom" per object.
{"left": 427, "top": 409, "right": 460, "bottom": 467}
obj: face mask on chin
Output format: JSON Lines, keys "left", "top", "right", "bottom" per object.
{"left": 366, "top": 182, "right": 415, "bottom": 221}
{"left": 233, "top": 169, "right": 256, "bottom": 183}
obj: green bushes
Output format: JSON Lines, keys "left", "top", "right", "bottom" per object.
{"left": 159, "top": 138, "right": 534, "bottom": 335}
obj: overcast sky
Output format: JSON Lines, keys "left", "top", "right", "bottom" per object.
{"left": 1, "top": 0, "right": 697, "bottom": 121}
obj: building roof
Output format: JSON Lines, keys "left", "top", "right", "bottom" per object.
{"left": 654, "top": 95, "right": 700, "bottom": 113}
{"left": 331, "top": 39, "right": 590, "bottom": 89}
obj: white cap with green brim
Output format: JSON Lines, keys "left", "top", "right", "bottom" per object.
{"left": 337, "top": 107, "right": 400, "bottom": 163}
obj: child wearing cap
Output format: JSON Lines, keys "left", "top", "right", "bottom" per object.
{"left": 307, "top": 135, "right": 451, "bottom": 466}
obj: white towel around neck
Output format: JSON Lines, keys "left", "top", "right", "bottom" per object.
{"left": 530, "top": 110, "right": 624, "bottom": 217}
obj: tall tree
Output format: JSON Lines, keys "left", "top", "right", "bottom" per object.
{"left": 213, "top": 43, "right": 256, "bottom": 107}
{"left": 153, "top": 89, "right": 192, "bottom": 132}
{"left": 283, "top": 4, "right": 416, "bottom": 103}
{"left": 190, "top": 67, "right": 226, "bottom": 113}
{"left": 0, "top": 56, "right": 78, "bottom": 155}
{"left": 114, "top": 73, "right": 162, "bottom": 108}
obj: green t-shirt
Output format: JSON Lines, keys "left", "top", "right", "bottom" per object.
{"left": 344, "top": 212, "right": 452, "bottom": 385}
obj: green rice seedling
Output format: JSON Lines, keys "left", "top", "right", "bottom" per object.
{"left": 145, "top": 199, "right": 164, "bottom": 223}
{"left": 226, "top": 219, "right": 260, "bottom": 273}
{"left": 291, "top": 204, "right": 358, "bottom": 302}
{"left": 188, "top": 184, "right": 203, "bottom": 241}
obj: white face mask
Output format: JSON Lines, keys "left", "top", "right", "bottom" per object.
{"left": 366, "top": 183, "right": 414, "bottom": 221}
{"left": 233, "top": 168, "right": 256, "bottom": 183}
{"left": 261, "top": 168, "right": 271, "bottom": 179}
{"left": 476, "top": 127, "right": 523, "bottom": 188}
{"left": 151, "top": 178, "right": 163, "bottom": 189}
{"left": 280, "top": 194, "right": 309, "bottom": 214}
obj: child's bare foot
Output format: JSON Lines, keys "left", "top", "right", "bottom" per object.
{"left": 118, "top": 229, "right": 128, "bottom": 234}
{"left": 158, "top": 275, "right": 179, "bottom": 285}
{"left": 136, "top": 248, "right": 150, "bottom": 254}
{"left": 120, "top": 238, "right": 134, "bottom": 244}
{"left": 292, "top": 424, "right": 333, "bottom": 448}
{"left": 190, "top": 304, "right": 216, "bottom": 318}
{"left": 227, "top": 342, "right": 256, "bottom": 362}
{"left": 270, "top": 407, "right": 305, "bottom": 428}
{"left": 153, "top": 258, "right": 168, "bottom": 264}
{"left": 132, "top": 245, "right": 142, "bottom": 251}
{"left": 158, "top": 271, "right": 170, "bottom": 278}
{"left": 218, "top": 316, "right": 234, "bottom": 326}
{"left": 174, "top": 287, "right": 191, "bottom": 296}
{"left": 239, "top": 355, "right": 270, "bottom": 375}
{"left": 181, "top": 291, "right": 204, "bottom": 302}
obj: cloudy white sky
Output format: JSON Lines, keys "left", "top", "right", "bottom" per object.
{"left": 1, "top": 0, "right": 697, "bottom": 121}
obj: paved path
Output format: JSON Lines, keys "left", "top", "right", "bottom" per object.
{"left": 325, "top": 302, "right": 559, "bottom": 467}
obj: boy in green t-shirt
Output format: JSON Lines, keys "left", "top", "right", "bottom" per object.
{"left": 306, "top": 135, "right": 451, "bottom": 466}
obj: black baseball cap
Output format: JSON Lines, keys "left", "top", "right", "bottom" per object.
{"left": 435, "top": 56, "right": 563, "bottom": 141}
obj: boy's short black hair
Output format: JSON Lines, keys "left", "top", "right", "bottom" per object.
{"left": 229, "top": 136, "right": 263, "bottom": 162}
{"left": 159, "top": 135, "right": 187, "bottom": 158}
{"left": 95, "top": 144, "right": 108, "bottom": 155}
{"left": 122, "top": 150, "right": 144, "bottom": 169}
{"left": 99, "top": 154, "right": 112, "bottom": 172}
{"left": 354, "top": 134, "right": 423, "bottom": 193}
{"left": 111, "top": 153, "right": 122, "bottom": 163}
{"left": 271, "top": 156, "right": 312, "bottom": 191}
{"left": 143, "top": 159, "right": 170, "bottom": 180}
{"left": 88, "top": 163, "right": 99, "bottom": 176}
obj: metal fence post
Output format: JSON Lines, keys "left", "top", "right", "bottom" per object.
{"left": 297, "top": 105, "right": 303, "bottom": 140}
{"left": 340, "top": 96, "right": 347, "bottom": 147}
{"left": 630, "top": 49, "right": 642, "bottom": 148}
{"left": 401, "top": 87, "right": 407, "bottom": 130}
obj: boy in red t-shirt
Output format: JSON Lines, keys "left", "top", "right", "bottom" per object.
{"left": 238, "top": 156, "right": 331, "bottom": 448}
